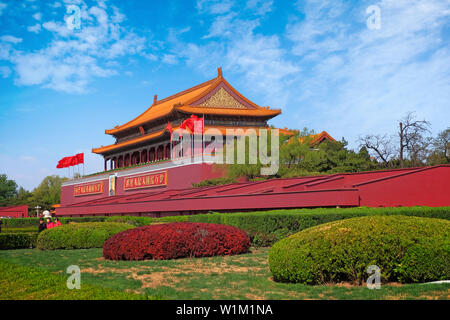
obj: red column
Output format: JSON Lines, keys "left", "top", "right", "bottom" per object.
{"left": 147, "top": 149, "right": 150, "bottom": 163}
{"left": 163, "top": 145, "right": 166, "bottom": 159}
{"left": 104, "top": 159, "right": 107, "bottom": 171}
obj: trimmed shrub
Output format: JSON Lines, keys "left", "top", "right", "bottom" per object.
{"left": 101, "top": 207, "right": 450, "bottom": 247}
{"left": 103, "top": 222, "right": 251, "bottom": 260}
{"left": 8, "top": 206, "right": 450, "bottom": 247}
{"left": 189, "top": 206, "right": 450, "bottom": 246}
{"left": 2, "top": 226, "right": 38, "bottom": 234}
{"left": 37, "top": 222, "right": 134, "bottom": 250}
{"left": 105, "top": 215, "right": 187, "bottom": 227}
{"left": 2, "top": 216, "right": 108, "bottom": 228}
{"left": 269, "top": 215, "right": 450, "bottom": 284}
{"left": 0, "top": 233, "right": 36, "bottom": 250}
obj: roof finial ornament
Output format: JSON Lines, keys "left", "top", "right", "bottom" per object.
{"left": 218, "top": 67, "right": 223, "bottom": 78}
{"left": 154, "top": 94, "right": 157, "bottom": 104}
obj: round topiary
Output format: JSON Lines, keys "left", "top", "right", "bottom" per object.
{"left": 269, "top": 215, "right": 450, "bottom": 284}
{"left": 37, "top": 222, "right": 135, "bottom": 250}
{"left": 103, "top": 222, "right": 251, "bottom": 260}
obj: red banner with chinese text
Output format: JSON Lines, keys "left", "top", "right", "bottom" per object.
{"left": 74, "top": 182, "right": 103, "bottom": 197}
{"left": 124, "top": 171, "right": 168, "bottom": 191}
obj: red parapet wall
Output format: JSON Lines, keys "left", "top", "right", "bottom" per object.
{"left": 56, "top": 165, "right": 450, "bottom": 217}
{"left": 0, "top": 205, "right": 28, "bottom": 218}
{"left": 60, "top": 162, "right": 225, "bottom": 206}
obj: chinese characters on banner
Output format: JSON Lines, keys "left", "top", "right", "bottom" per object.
{"left": 74, "top": 182, "right": 103, "bottom": 197}
{"left": 124, "top": 171, "right": 167, "bottom": 191}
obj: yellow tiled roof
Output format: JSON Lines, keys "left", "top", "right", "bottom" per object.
{"left": 104, "top": 69, "right": 281, "bottom": 135}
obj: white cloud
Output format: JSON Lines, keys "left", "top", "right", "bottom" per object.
{"left": 1, "top": 3, "right": 152, "bottom": 93}
{"left": 162, "top": 54, "right": 178, "bottom": 65}
{"left": 27, "top": 24, "right": 42, "bottom": 33}
{"left": 0, "top": 35, "right": 23, "bottom": 44}
{"left": 246, "top": 0, "right": 274, "bottom": 16}
{"left": 42, "top": 21, "right": 72, "bottom": 37}
{"left": 32, "top": 12, "right": 42, "bottom": 21}
{"left": 178, "top": 3, "right": 298, "bottom": 108}
{"left": 196, "top": 0, "right": 234, "bottom": 14}
{"left": 285, "top": 0, "right": 450, "bottom": 146}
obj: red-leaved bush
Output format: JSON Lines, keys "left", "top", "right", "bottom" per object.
{"left": 102, "top": 222, "right": 251, "bottom": 260}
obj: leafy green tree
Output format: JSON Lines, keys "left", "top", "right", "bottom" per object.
{"left": 223, "top": 128, "right": 378, "bottom": 181}
{"left": 0, "top": 174, "right": 18, "bottom": 206}
{"left": 427, "top": 128, "right": 449, "bottom": 165}
{"left": 12, "top": 187, "right": 33, "bottom": 206}
{"left": 28, "top": 175, "right": 67, "bottom": 210}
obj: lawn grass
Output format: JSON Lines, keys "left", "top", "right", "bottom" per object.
{"left": 0, "top": 259, "right": 154, "bottom": 300}
{"left": 0, "top": 248, "right": 448, "bottom": 300}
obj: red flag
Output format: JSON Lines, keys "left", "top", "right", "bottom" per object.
{"left": 193, "top": 116, "right": 204, "bottom": 133}
{"left": 76, "top": 153, "right": 84, "bottom": 164}
{"left": 57, "top": 153, "right": 84, "bottom": 169}
{"left": 180, "top": 115, "right": 203, "bottom": 134}
{"left": 166, "top": 122, "right": 173, "bottom": 141}
{"left": 69, "top": 156, "right": 78, "bottom": 166}
{"left": 56, "top": 157, "right": 69, "bottom": 168}
{"left": 180, "top": 118, "right": 194, "bottom": 133}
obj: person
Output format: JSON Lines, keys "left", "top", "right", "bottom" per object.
{"left": 46, "top": 217, "right": 54, "bottom": 229}
{"left": 54, "top": 217, "right": 62, "bottom": 227}
{"left": 38, "top": 218, "right": 46, "bottom": 233}
{"left": 42, "top": 210, "right": 51, "bottom": 219}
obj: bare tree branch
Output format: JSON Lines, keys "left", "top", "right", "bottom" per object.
{"left": 398, "top": 112, "right": 431, "bottom": 167}
{"left": 358, "top": 134, "right": 394, "bottom": 166}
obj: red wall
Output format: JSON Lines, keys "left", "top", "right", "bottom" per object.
{"left": 0, "top": 205, "right": 28, "bottom": 218}
{"left": 358, "top": 166, "right": 450, "bottom": 207}
{"left": 61, "top": 162, "right": 223, "bottom": 206}
{"left": 57, "top": 165, "right": 450, "bottom": 217}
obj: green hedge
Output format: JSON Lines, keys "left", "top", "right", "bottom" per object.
{"left": 269, "top": 215, "right": 450, "bottom": 284}
{"left": 0, "top": 259, "right": 152, "bottom": 300}
{"left": 2, "top": 216, "right": 108, "bottom": 228}
{"left": 105, "top": 215, "right": 187, "bottom": 226}
{"left": 37, "top": 222, "right": 135, "bottom": 250}
{"left": 2, "top": 226, "right": 38, "bottom": 234}
{"left": 187, "top": 206, "right": 450, "bottom": 246}
{"left": 104, "top": 207, "right": 450, "bottom": 247}
{"left": 0, "top": 233, "right": 38, "bottom": 250}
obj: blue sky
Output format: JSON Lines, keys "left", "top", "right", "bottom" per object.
{"left": 0, "top": 0, "right": 449, "bottom": 190}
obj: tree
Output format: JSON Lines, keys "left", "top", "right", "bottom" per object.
{"left": 0, "top": 174, "right": 18, "bottom": 206}
{"left": 280, "top": 130, "right": 312, "bottom": 168}
{"left": 427, "top": 128, "right": 450, "bottom": 165}
{"left": 398, "top": 112, "right": 431, "bottom": 168}
{"left": 13, "top": 187, "right": 32, "bottom": 206}
{"left": 357, "top": 134, "right": 394, "bottom": 166}
{"left": 28, "top": 175, "right": 67, "bottom": 210}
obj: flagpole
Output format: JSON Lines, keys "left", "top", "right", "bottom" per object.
{"left": 202, "top": 114, "right": 204, "bottom": 162}
{"left": 170, "top": 136, "right": 173, "bottom": 160}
